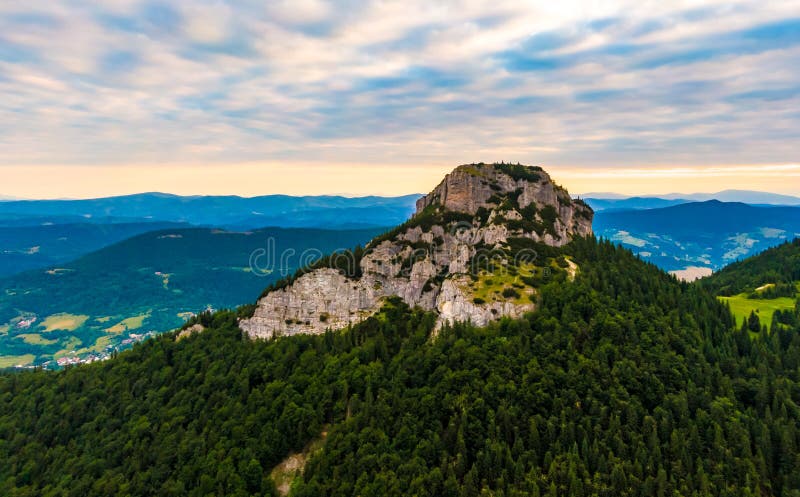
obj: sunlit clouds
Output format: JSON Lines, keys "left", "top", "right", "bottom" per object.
{"left": 1, "top": 1, "right": 799, "bottom": 197}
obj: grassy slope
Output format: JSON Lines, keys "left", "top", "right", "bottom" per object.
{"left": 719, "top": 293, "right": 797, "bottom": 328}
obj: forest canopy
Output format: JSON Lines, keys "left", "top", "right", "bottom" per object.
{"left": 1, "top": 238, "right": 799, "bottom": 496}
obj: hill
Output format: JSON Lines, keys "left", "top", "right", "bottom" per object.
{"left": 698, "top": 239, "right": 800, "bottom": 329}
{"left": 0, "top": 193, "right": 420, "bottom": 230}
{"left": 700, "top": 239, "right": 800, "bottom": 296}
{"left": 0, "top": 226, "right": 383, "bottom": 367}
{"left": 0, "top": 221, "right": 187, "bottom": 277}
{"left": 0, "top": 194, "right": 417, "bottom": 279}
{"left": 593, "top": 200, "right": 800, "bottom": 275}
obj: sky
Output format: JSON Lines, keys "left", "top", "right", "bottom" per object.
{"left": 1, "top": 0, "right": 799, "bottom": 198}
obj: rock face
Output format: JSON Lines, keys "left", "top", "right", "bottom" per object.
{"left": 240, "top": 163, "right": 593, "bottom": 339}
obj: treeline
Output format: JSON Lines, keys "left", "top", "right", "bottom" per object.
{"left": 0, "top": 238, "right": 799, "bottom": 496}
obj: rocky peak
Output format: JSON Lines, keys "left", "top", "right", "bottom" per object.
{"left": 414, "top": 162, "right": 592, "bottom": 245}
{"left": 416, "top": 163, "right": 544, "bottom": 215}
{"left": 240, "top": 163, "right": 593, "bottom": 340}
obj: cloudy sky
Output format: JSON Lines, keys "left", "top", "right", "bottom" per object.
{"left": 1, "top": 0, "right": 799, "bottom": 198}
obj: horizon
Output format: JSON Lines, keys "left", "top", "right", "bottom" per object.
{"left": 3, "top": 183, "right": 800, "bottom": 202}
{"left": 3, "top": 162, "right": 800, "bottom": 200}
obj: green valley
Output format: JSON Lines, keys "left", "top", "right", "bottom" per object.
{"left": 0, "top": 226, "right": 383, "bottom": 367}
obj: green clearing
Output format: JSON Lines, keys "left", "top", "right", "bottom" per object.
{"left": 16, "top": 333, "right": 58, "bottom": 345}
{"left": 718, "top": 293, "right": 797, "bottom": 328}
{"left": 0, "top": 353, "right": 35, "bottom": 368}
{"left": 105, "top": 313, "right": 149, "bottom": 334}
{"left": 40, "top": 313, "right": 89, "bottom": 332}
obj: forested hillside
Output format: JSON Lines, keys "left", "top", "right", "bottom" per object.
{"left": 700, "top": 239, "right": 800, "bottom": 296}
{"left": 2, "top": 238, "right": 799, "bottom": 496}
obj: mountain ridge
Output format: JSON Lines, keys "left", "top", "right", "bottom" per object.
{"left": 0, "top": 193, "right": 421, "bottom": 229}
{"left": 241, "top": 163, "right": 593, "bottom": 338}
{"left": 582, "top": 189, "right": 800, "bottom": 207}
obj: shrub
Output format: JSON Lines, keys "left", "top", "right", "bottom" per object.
{"left": 502, "top": 287, "right": 521, "bottom": 299}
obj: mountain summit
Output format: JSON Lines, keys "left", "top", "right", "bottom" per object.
{"left": 241, "top": 163, "right": 593, "bottom": 337}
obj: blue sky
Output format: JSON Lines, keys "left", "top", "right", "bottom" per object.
{"left": 1, "top": 0, "right": 799, "bottom": 197}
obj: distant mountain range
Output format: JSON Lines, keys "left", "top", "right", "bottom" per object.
{"left": 0, "top": 221, "right": 188, "bottom": 277}
{"left": 0, "top": 192, "right": 420, "bottom": 229}
{"left": 0, "top": 193, "right": 419, "bottom": 278}
{"left": 583, "top": 197, "right": 689, "bottom": 211}
{"left": 583, "top": 189, "right": 800, "bottom": 211}
{"left": 594, "top": 200, "right": 800, "bottom": 275}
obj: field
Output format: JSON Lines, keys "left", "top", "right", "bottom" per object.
{"left": 718, "top": 294, "right": 797, "bottom": 328}
{"left": 16, "top": 333, "right": 58, "bottom": 345}
{"left": 40, "top": 313, "right": 89, "bottom": 332}
{"left": 105, "top": 313, "right": 149, "bottom": 333}
{"left": 0, "top": 354, "right": 35, "bottom": 369}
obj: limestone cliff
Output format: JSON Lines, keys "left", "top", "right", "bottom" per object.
{"left": 240, "top": 163, "right": 593, "bottom": 339}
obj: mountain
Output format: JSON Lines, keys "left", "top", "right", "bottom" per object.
{"left": 584, "top": 197, "right": 689, "bottom": 211}
{"left": 0, "top": 213, "right": 175, "bottom": 227}
{"left": 2, "top": 159, "right": 799, "bottom": 494}
{"left": 0, "top": 221, "right": 187, "bottom": 277}
{"left": 582, "top": 190, "right": 800, "bottom": 210}
{"left": 664, "top": 189, "right": 800, "bottom": 205}
{"left": 593, "top": 200, "right": 800, "bottom": 276}
{"left": 0, "top": 194, "right": 419, "bottom": 278}
{"left": 0, "top": 193, "right": 420, "bottom": 229}
{"left": 0, "top": 226, "right": 383, "bottom": 366}
{"left": 241, "top": 163, "right": 593, "bottom": 338}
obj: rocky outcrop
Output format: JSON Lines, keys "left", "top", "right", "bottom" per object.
{"left": 240, "top": 163, "right": 593, "bottom": 339}
{"left": 176, "top": 323, "right": 205, "bottom": 340}
{"left": 436, "top": 276, "right": 535, "bottom": 328}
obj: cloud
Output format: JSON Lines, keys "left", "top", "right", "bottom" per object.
{"left": 0, "top": 0, "right": 798, "bottom": 183}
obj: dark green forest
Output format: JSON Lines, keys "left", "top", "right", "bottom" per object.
{"left": 1, "top": 238, "right": 800, "bottom": 496}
